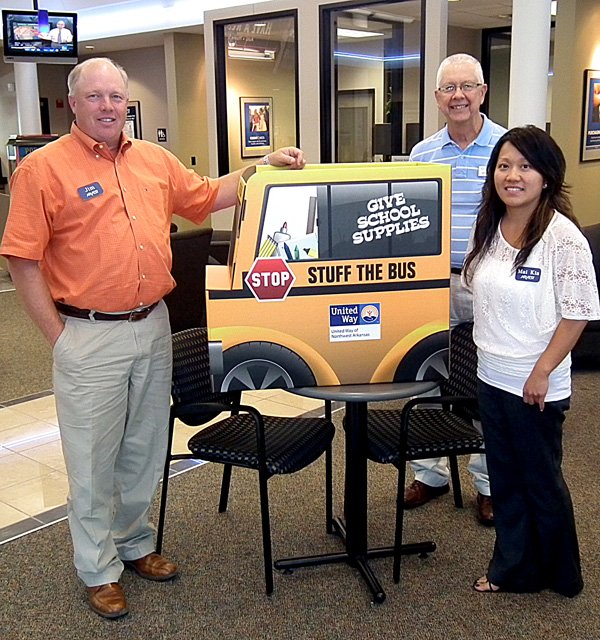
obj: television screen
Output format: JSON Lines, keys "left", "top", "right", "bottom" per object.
{"left": 2, "top": 9, "right": 78, "bottom": 64}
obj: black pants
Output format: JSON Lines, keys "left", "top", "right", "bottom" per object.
{"left": 477, "top": 380, "right": 583, "bottom": 597}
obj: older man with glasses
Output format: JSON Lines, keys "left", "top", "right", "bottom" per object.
{"left": 407, "top": 53, "right": 506, "bottom": 525}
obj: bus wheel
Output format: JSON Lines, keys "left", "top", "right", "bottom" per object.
{"left": 394, "top": 332, "right": 449, "bottom": 382}
{"left": 221, "top": 342, "right": 316, "bottom": 392}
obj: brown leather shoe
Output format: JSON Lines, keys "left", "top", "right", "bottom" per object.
{"left": 124, "top": 552, "right": 179, "bottom": 581}
{"left": 404, "top": 479, "right": 450, "bottom": 508}
{"left": 476, "top": 492, "right": 494, "bottom": 526}
{"left": 87, "top": 582, "right": 128, "bottom": 619}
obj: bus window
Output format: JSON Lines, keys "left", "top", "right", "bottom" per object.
{"left": 323, "top": 180, "right": 442, "bottom": 260}
{"left": 258, "top": 185, "right": 320, "bottom": 261}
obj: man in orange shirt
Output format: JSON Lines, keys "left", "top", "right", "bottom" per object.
{"left": 0, "top": 57, "right": 305, "bottom": 619}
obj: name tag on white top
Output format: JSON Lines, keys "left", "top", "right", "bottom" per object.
{"left": 478, "top": 165, "right": 487, "bottom": 177}
{"left": 515, "top": 267, "right": 541, "bottom": 282}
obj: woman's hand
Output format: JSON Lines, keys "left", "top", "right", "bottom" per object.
{"left": 523, "top": 368, "right": 550, "bottom": 411}
{"left": 523, "top": 318, "right": 588, "bottom": 411}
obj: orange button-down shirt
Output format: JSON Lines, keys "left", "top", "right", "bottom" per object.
{"left": 1, "top": 124, "right": 219, "bottom": 311}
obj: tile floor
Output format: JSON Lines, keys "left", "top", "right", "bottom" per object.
{"left": 0, "top": 388, "right": 328, "bottom": 545}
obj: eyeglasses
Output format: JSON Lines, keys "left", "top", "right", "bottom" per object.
{"left": 437, "top": 82, "right": 483, "bottom": 94}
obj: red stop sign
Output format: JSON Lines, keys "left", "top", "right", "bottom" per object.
{"left": 245, "top": 257, "right": 296, "bottom": 301}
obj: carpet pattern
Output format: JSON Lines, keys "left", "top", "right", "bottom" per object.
{"left": 0, "top": 290, "right": 53, "bottom": 404}
{"left": 0, "top": 371, "right": 599, "bottom": 640}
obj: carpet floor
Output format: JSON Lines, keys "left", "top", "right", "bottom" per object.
{"left": 0, "top": 290, "right": 52, "bottom": 404}
{"left": 0, "top": 371, "right": 599, "bottom": 640}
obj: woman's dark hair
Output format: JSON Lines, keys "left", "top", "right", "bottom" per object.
{"left": 463, "top": 125, "right": 578, "bottom": 283}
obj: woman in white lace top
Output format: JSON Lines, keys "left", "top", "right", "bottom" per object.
{"left": 463, "top": 125, "right": 600, "bottom": 596}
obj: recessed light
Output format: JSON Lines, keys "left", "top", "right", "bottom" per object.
{"left": 338, "top": 28, "right": 385, "bottom": 39}
{"left": 85, "top": 45, "right": 95, "bottom": 50}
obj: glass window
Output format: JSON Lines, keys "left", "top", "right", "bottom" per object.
{"left": 258, "top": 179, "right": 441, "bottom": 262}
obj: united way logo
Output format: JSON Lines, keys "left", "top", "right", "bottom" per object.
{"left": 361, "top": 304, "right": 380, "bottom": 323}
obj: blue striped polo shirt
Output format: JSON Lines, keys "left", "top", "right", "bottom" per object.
{"left": 409, "top": 115, "right": 506, "bottom": 269}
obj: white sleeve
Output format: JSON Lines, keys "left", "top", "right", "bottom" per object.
{"left": 553, "top": 224, "right": 600, "bottom": 320}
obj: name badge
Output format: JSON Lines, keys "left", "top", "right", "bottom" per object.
{"left": 515, "top": 267, "right": 541, "bottom": 282}
{"left": 478, "top": 165, "right": 487, "bottom": 177}
{"left": 77, "top": 182, "right": 104, "bottom": 200}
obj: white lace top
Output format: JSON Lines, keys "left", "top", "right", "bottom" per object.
{"left": 465, "top": 212, "right": 600, "bottom": 400}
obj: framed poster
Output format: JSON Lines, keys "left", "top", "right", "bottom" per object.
{"left": 581, "top": 69, "right": 600, "bottom": 162}
{"left": 240, "top": 97, "right": 273, "bottom": 158}
{"left": 124, "top": 100, "right": 142, "bottom": 139}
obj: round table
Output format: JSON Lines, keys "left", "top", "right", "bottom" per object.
{"left": 274, "top": 381, "right": 439, "bottom": 604}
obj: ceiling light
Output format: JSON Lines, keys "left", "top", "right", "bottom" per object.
{"left": 338, "top": 28, "right": 385, "bottom": 39}
{"left": 227, "top": 46, "right": 275, "bottom": 61}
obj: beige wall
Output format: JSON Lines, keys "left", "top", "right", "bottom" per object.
{"left": 37, "top": 65, "right": 72, "bottom": 134}
{"left": 165, "top": 33, "right": 211, "bottom": 231}
{"left": 552, "top": 0, "right": 600, "bottom": 226}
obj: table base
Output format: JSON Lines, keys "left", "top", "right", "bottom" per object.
{"left": 274, "top": 517, "right": 436, "bottom": 604}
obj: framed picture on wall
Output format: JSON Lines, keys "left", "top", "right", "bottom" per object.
{"left": 240, "top": 97, "right": 273, "bottom": 158}
{"left": 581, "top": 69, "right": 600, "bottom": 162}
{"left": 124, "top": 101, "right": 142, "bottom": 139}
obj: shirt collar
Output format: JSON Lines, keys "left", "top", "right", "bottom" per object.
{"left": 70, "top": 122, "right": 133, "bottom": 157}
{"left": 441, "top": 113, "right": 493, "bottom": 149}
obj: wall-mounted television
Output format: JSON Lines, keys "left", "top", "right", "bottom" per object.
{"left": 2, "top": 9, "right": 78, "bottom": 65}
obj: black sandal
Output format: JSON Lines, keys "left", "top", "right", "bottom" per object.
{"left": 473, "top": 576, "right": 501, "bottom": 593}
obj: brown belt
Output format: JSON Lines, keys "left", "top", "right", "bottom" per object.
{"left": 55, "top": 301, "right": 159, "bottom": 322}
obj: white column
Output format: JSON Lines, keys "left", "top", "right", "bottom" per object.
{"left": 13, "top": 62, "right": 42, "bottom": 134}
{"left": 423, "top": 0, "right": 448, "bottom": 137}
{"left": 508, "top": 0, "right": 552, "bottom": 128}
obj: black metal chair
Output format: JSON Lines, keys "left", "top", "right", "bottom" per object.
{"left": 156, "top": 327, "right": 335, "bottom": 595}
{"left": 366, "top": 322, "right": 484, "bottom": 583}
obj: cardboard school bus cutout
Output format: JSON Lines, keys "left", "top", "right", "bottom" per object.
{"left": 206, "top": 162, "right": 451, "bottom": 392}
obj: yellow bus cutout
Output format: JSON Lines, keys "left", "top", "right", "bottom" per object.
{"left": 206, "top": 162, "right": 451, "bottom": 391}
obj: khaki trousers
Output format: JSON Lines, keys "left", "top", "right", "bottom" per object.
{"left": 53, "top": 301, "right": 172, "bottom": 586}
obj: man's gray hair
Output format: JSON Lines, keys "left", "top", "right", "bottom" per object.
{"left": 436, "top": 53, "right": 484, "bottom": 88}
{"left": 67, "top": 57, "right": 129, "bottom": 97}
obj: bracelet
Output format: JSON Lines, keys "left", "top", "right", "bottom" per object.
{"left": 262, "top": 154, "right": 270, "bottom": 165}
